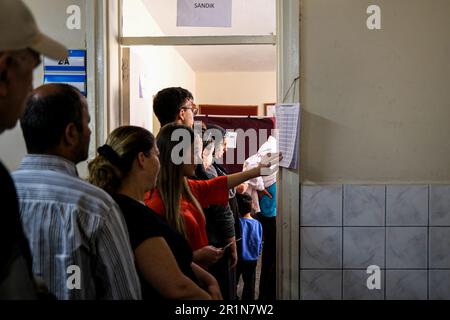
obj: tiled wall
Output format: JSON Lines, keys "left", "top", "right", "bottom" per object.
{"left": 299, "top": 185, "right": 450, "bottom": 300}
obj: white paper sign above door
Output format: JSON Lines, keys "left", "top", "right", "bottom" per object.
{"left": 177, "top": 0, "right": 232, "bottom": 27}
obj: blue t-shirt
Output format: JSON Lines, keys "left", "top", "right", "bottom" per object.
{"left": 259, "top": 182, "right": 276, "bottom": 217}
{"left": 239, "top": 217, "right": 263, "bottom": 261}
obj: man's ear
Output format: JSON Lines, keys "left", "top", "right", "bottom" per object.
{"left": 178, "top": 108, "right": 186, "bottom": 122}
{"left": 0, "top": 54, "right": 12, "bottom": 97}
{"left": 63, "top": 123, "right": 80, "bottom": 147}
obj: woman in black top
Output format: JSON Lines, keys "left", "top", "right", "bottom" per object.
{"left": 88, "top": 126, "right": 221, "bottom": 300}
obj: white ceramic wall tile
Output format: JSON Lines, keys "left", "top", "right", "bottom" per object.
{"left": 300, "top": 270, "right": 342, "bottom": 300}
{"left": 386, "top": 185, "right": 428, "bottom": 226}
{"left": 429, "top": 270, "right": 450, "bottom": 300}
{"left": 344, "top": 185, "right": 385, "bottom": 226}
{"left": 386, "top": 227, "right": 427, "bottom": 269}
{"left": 301, "top": 185, "right": 342, "bottom": 226}
{"left": 430, "top": 185, "right": 450, "bottom": 226}
{"left": 386, "top": 270, "right": 427, "bottom": 300}
{"left": 343, "top": 227, "right": 385, "bottom": 268}
{"left": 429, "top": 227, "right": 450, "bottom": 268}
{"left": 300, "top": 227, "right": 342, "bottom": 269}
{"left": 343, "top": 269, "right": 384, "bottom": 300}
{"left": 296, "top": 184, "right": 450, "bottom": 300}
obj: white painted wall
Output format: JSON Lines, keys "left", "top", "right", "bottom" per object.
{"left": 122, "top": 0, "right": 163, "bottom": 37}
{"left": 130, "top": 47, "right": 196, "bottom": 134}
{"left": 124, "top": 0, "right": 196, "bottom": 134}
{"left": 301, "top": 0, "right": 450, "bottom": 183}
{"left": 0, "top": 0, "right": 88, "bottom": 172}
{"left": 196, "top": 72, "right": 276, "bottom": 116}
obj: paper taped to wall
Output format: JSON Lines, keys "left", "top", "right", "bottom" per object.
{"left": 275, "top": 103, "right": 300, "bottom": 169}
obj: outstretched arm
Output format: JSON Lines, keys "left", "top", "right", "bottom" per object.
{"left": 226, "top": 153, "right": 282, "bottom": 189}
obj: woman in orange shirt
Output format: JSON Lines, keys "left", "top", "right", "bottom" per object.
{"left": 145, "top": 123, "right": 281, "bottom": 268}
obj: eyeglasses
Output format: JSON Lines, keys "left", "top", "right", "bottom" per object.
{"left": 181, "top": 103, "right": 199, "bottom": 116}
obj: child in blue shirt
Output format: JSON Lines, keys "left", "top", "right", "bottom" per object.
{"left": 236, "top": 193, "right": 263, "bottom": 300}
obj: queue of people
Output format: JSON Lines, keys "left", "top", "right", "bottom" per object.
{"left": 0, "top": 0, "right": 280, "bottom": 300}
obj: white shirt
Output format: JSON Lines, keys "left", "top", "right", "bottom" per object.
{"left": 242, "top": 136, "right": 278, "bottom": 213}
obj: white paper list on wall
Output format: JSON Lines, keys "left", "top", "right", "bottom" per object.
{"left": 225, "top": 131, "right": 238, "bottom": 149}
{"left": 177, "top": 0, "right": 232, "bottom": 27}
{"left": 43, "top": 49, "right": 87, "bottom": 96}
{"left": 275, "top": 103, "right": 300, "bottom": 169}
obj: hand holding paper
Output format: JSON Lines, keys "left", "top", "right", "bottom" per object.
{"left": 259, "top": 152, "right": 283, "bottom": 176}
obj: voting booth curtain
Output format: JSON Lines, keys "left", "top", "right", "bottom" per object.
{"left": 196, "top": 116, "right": 276, "bottom": 174}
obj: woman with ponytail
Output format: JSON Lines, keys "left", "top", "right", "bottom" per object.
{"left": 88, "top": 126, "right": 221, "bottom": 300}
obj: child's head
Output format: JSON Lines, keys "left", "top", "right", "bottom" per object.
{"left": 236, "top": 193, "right": 253, "bottom": 216}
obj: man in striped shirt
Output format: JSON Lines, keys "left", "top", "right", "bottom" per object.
{"left": 12, "top": 83, "right": 141, "bottom": 300}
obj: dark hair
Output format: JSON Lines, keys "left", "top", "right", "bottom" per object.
{"left": 20, "top": 84, "right": 83, "bottom": 153}
{"left": 153, "top": 87, "right": 194, "bottom": 126}
{"left": 236, "top": 193, "right": 253, "bottom": 216}
{"left": 206, "top": 124, "right": 226, "bottom": 137}
{"left": 205, "top": 124, "right": 226, "bottom": 155}
{"left": 88, "top": 126, "right": 155, "bottom": 195}
{"left": 201, "top": 125, "right": 214, "bottom": 150}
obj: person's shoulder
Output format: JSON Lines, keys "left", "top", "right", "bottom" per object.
{"left": 251, "top": 218, "right": 262, "bottom": 226}
{"left": 212, "top": 163, "right": 227, "bottom": 175}
{"left": 114, "top": 194, "right": 144, "bottom": 212}
{"left": 41, "top": 173, "right": 121, "bottom": 217}
{"left": 0, "top": 162, "right": 15, "bottom": 188}
{"left": 66, "top": 178, "right": 125, "bottom": 221}
{"left": 240, "top": 216, "right": 254, "bottom": 224}
{"left": 116, "top": 195, "right": 165, "bottom": 225}
{"left": 73, "top": 177, "right": 115, "bottom": 201}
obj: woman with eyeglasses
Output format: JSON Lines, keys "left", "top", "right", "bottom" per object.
{"left": 88, "top": 126, "right": 221, "bottom": 300}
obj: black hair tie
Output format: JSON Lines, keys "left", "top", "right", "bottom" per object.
{"left": 97, "top": 145, "right": 122, "bottom": 168}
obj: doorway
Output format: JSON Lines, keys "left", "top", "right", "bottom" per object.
{"left": 115, "top": 0, "right": 300, "bottom": 299}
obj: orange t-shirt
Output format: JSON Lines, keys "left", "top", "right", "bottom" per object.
{"left": 144, "top": 176, "right": 229, "bottom": 251}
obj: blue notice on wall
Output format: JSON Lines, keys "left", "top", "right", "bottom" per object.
{"left": 43, "top": 50, "right": 87, "bottom": 96}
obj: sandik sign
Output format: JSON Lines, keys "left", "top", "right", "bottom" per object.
{"left": 177, "top": 0, "right": 232, "bottom": 27}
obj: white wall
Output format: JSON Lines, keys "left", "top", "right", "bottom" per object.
{"left": 130, "top": 47, "right": 196, "bottom": 134}
{"left": 0, "top": 0, "right": 88, "bottom": 172}
{"left": 301, "top": 0, "right": 450, "bottom": 183}
{"left": 196, "top": 72, "right": 276, "bottom": 116}
{"left": 122, "top": 0, "right": 162, "bottom": 37}
{"left": 124, "top": 0, "right": 196, "bottom": 134}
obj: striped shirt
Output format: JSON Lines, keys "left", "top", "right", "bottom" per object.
{"left": 12, "top": 155, "right": 142, "bottom": 300}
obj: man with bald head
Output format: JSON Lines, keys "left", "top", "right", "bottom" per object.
{"left": 12, "top": 83, "right": 142, "bottom": 300}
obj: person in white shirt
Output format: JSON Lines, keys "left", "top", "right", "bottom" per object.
{"left": 242, "top": 136, "right": 278, "bottom": 214}
{"left": 241, "top": 135, "right": 278, "bottom": 300}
